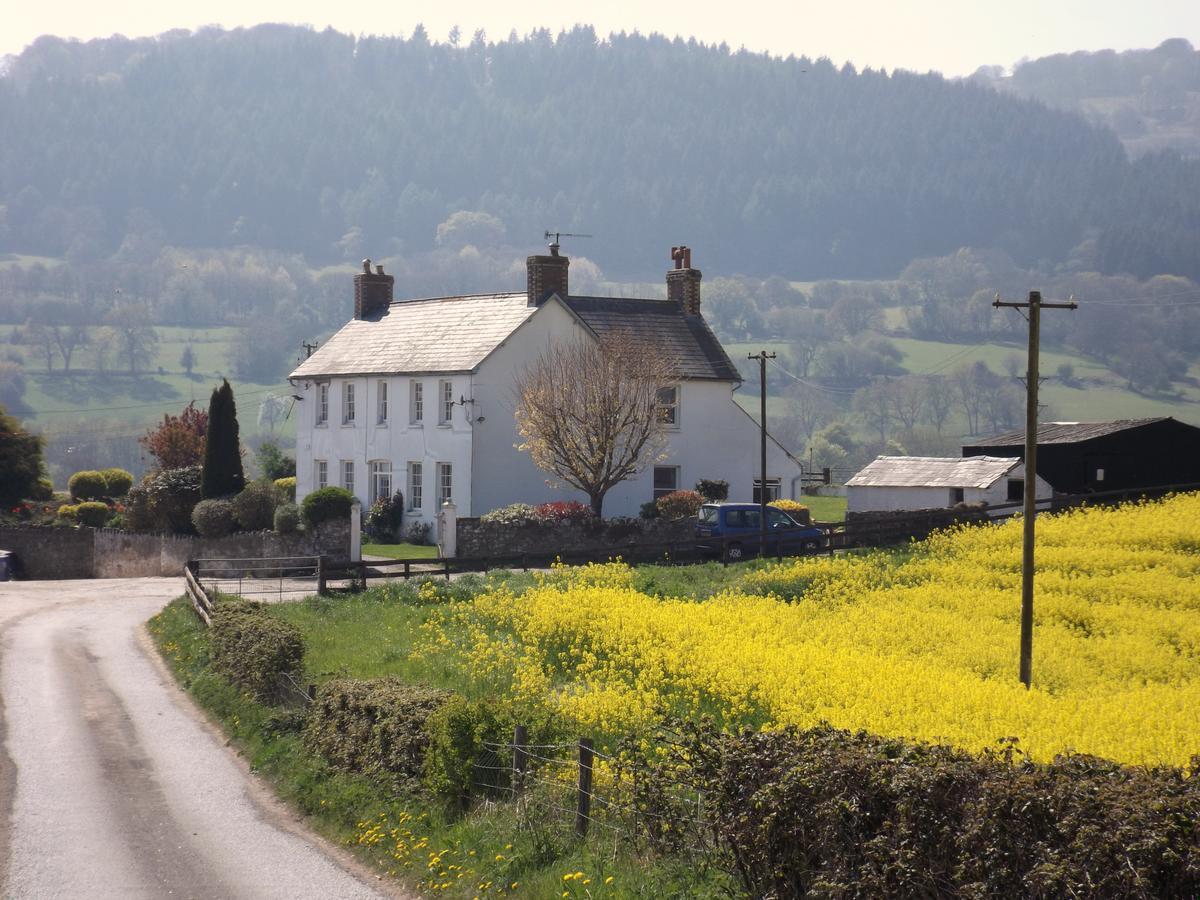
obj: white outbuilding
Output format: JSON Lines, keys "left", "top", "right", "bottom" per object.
{"left": 846, "top": 456, "right": 1053, "bottom": 514}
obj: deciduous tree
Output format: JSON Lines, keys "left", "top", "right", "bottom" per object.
{"left": 139, "top": 401, "right": 208, "bottom": 470}
{"left": 514, "top": 332, "right": 676, "bottom": 517}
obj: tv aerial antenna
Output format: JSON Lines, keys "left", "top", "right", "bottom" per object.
{"left": 544, "top": 230, "right": 592, "bottom": 248}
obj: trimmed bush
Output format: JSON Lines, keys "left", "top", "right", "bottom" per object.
{"left": 769, "top": 498, "right": 811, "bottom": 524}
{"left": 301, "top": 486, "right": 353, "bottom": 526}
{"left": 100, "top": 468, "right": 134, "bottom": 497}
{"left": 656, "top": 489, "right": 705, "bottom": 520}
{"left": 56, "top": 503, "right": 78, "bottom": 522}
{"left": 365, "top": 489, "right": 404, "bottom": 541}
{"left": 126, "top": 465, "right": 202, "bottom": 534}
{"left": 695, "top": 478, "right": 729, "bottom": 502}
{"left": 73, "top": 501, "right": 110, "bottom": 527}
{"left": 479, "top": 502, "right": 538, "bottom": 526}
{"left": 273, "top": 502, "right": 300, "bottom": 534}
{"left": 30, "top": 477, "right": 54, "bottom": 501}
{"left": 191, "top": 498, "right": 237, "bottom": 537}
{"left": 232, "top": 480, "right": 279, "bottom": 531}
{"left": 303, "top": 679, "right": 453, "bottom": 786}
{"left": 209, "top": 601, "right": 305, "bottom": 704}
{"left": 273, "top": 476, "right": 296, "bottom": 501}
{"left": 639, "top": 500, "right": 660, "bottom": 520}
{"left": 68, "top": 470, "right": 108, "bottom": 501}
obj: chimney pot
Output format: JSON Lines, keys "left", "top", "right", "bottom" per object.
{"left": 362, "top": 258, "right": 372, "bottom": 274}
{"left": 375, "top": 263, "right": 384, "bottom": 275}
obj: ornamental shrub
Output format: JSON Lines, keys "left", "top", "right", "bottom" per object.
{"left": 56, "top": 503, "right": 78, "bottom": 522}
{"left": 133, "top": 465, "right": 202, "bottom": 534}
{"left": 191, "top": 498, "right": 237, "bottom": 537}
{"left": 639, "top": 500, "right": 660, "bottom": 519}
{"left": 300, "top": 486, "right": 353, "bottom": 526}
{"left": 656, "top": 489, "right": 704, "bottom": 520}
{"left": 273, "top": 476, "right": 296, "bottom": 501}
{"left": 273, "top": 502, "right": 300, "bottom": 534}
{"left": 100, "top": 468, "right": 134, "bottom": 497}
{"left": 533, "top": 500, "right": 593, "bottom": 523}
{"left": 68, "top": 470, "right": 108, "bottom": 501}
{"left": 479, "top": 502, "right": 539, "bottom": 526}
{"left": 232, "top": 480, "right": 279, "bottom": 532}
{"left": 73, "top": 501, "right": 110, "bottom": 527}
{"left": 30, "top": 477, "right": 54, "bottom": 501}
{"left": 303, "top": 679, "right": 453, "bottom": 787}
{"left": 209, "top": 601, "right": 305, "bottom": 704}
{"left": 404, "top": 520, "right": 432, "bottom": 545}
{"left": 695, "top": 478, "right": 729, "bottom": 502}
{"left": 365, "top": 490, "right": 404, "bottom": 541}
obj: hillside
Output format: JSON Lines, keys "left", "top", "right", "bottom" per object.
{"left": 1, "top": 25, "right": 1198, "bottom": 282}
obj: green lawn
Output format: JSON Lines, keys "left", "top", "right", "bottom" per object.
{"left": 797, "top": 493, "right": 847, "bottom": 523}
{"left": 361, "top": 542, "right": 438, "bottom": 559}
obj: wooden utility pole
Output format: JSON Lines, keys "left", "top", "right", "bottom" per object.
{"left": 748, "top": 351, "right": 777, "bottom": 556}
{"left": 993, "top": 290, "right": 1076, "bottom": 688}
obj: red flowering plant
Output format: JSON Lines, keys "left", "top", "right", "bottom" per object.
{"left": 533, "top": 500, "right": 594, "bottom": 524}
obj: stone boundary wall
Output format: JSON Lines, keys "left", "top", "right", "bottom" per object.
{"left": 455, "top": 516, "right": 695, "bottom": 559}
{"left": 0, "top": 520, "right": 350, "bottom": 580}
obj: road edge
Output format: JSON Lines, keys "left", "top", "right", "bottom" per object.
{"left": 134, "top": 622, "right": 412, "bottom": 900}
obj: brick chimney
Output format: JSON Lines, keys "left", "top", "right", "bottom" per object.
{"left": 354, "top": 258, "right": 394, "bottom": 320}
{"left": 526, "top": 241, "right": 570, "bottom": 307}
{"left": 667, "top": 246, "right": 702, "bottom": 315}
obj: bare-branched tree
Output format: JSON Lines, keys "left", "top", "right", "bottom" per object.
{"left": 514, "top": 331, "right": 678, "bottom": 517}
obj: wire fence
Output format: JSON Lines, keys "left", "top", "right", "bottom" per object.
{"left": 469, "top": 729, "right": 718, "bottom": 858}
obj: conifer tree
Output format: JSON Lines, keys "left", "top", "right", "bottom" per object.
{"left": 201, "top": 379, "right": 245, "bottom": 498}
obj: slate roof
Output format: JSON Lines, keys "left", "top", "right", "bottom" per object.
{"left": 847, "top": 456, "right": 1022, "bottom": 489}
{"left": 290, "top": 293, "right": 535, "bottom": 378}
{"left": 289, "top": 291, "right": 742, "bottom": 381}
{"left": 966, "top": 418, "right": 1170, "bottom": 447}
{"left": 563, "top": 295, "right": 741, "bottom": 381}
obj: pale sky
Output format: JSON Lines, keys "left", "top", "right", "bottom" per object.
{"left": 4, "top": 0, "right": 1199, "bottom": 76}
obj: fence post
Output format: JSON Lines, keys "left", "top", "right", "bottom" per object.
{"left": 576, "top": 737, "right": 594, "bottom": 838}
{"left": 350, "top": 500, "right": 362, "bottom": 561}
{"left": 512, "top": 724, "right": 529, "bottom": 797}
{"left": 317, "top": 555, "right": 327, "bottom": 596}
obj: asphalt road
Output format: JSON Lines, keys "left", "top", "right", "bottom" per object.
{"left": 0, "top": 577, "right": 396, "bottom": 899}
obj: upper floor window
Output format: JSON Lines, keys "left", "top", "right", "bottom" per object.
{"left": 410, "top": 381, "right": 424, "bottom": 424}
{"left": 439, "top": 380, "right": 454, "bottom": 425}
{"left": 342, "top": 381, "right": 356, "bottom": 425}
{"left": 656, "top": 386, "right": 679, "bottom": 427}
{"left": 377, "top": 380, "right": 388, "bottom": 425}
{"left": 316, "top": 383, "right": 329, "bottom": 426}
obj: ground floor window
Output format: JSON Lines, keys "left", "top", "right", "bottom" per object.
{"left": 315, "top": 459, "right": 328, "bottom": 490}
{"left": 341, "top": 460, "right": 355, "bottom": 496}
{"left": 951, "top": 487, "right": 966, "bottom": 505}
{"left": 408, "top": 462, "right": 423, "bottom": 511}
{"left": 752, "top": 478, "right": 781, "bottom": 503}
{"left": 1006, "top": 479, "right": 1023, "bottom": 502}
{"left": 436, "top": 462, "right": 453, "bottom": 506}
{"left": 653, "top": 466, "right": 679, "bottom": 499}
{"left": 370, "top": 460, "right": 392, "bottom": 506}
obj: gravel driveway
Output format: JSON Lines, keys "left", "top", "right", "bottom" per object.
{"left": 0, "top": 577, "right": 399, "bottom": 899}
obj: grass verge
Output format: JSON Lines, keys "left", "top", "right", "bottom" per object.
{"left": 148, "top": 588, "right": 737, "bottom": 899}
{"left": 363, "top": 542, "right": 439, "bottom": 559}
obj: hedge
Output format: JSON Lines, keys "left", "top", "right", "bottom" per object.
{"left": 303, "top": 679, "right": 452, "bottom": 787}
{"left": 659, "top": 723, "right": 1200, "bottom": 899}
{"left": 209, "top": 601, "right": 305, "bottom": 704}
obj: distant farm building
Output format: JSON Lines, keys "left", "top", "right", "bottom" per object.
{"left": 846, "top": 456, "right": 1051, "bottom": 514}
{"left": 963, "top": 417, "right": 1200, "bottom": 494}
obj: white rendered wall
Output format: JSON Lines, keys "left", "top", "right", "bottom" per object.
{"left": 294, "top": 373, "right": 474, "bottom": 525}
{"left": 846, "top": 464, "right": 1051, "bottom": 513}
{"left": 469, "top": 300, "right": 802, "bottom": 518}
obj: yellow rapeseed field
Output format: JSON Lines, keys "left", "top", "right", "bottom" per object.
{"left": 418, "top": 494, "right": 1200, "bottom": 767}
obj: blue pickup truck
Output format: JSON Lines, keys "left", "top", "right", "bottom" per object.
{"left": 695, "top": 502, "right": 825, "bottom": 560}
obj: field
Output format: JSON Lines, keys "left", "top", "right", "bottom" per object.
{"left": 402, "top": 493, "right": 1200, "bottom": 768}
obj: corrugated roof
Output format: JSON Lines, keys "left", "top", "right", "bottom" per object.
{"left": 847, "top": 456, "right": 1022, "bottom": 489}
{"left": 563, "top": 296, "right": 742, "bottom": 381}
{"left": 966, "top": 418, "right": 1169, "bottom": 447}
{"left": 289, "top": 293, "right": 535, "bottom": 378}
{"left": 289, "top": 291, "right": 742, "bottom": 382}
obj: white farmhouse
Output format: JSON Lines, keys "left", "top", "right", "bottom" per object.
{"left": 288, "top": 244, "right": 801, "bottom": 523}
{"left": 846, "top": 456, "right": 1053, "bottom": 514}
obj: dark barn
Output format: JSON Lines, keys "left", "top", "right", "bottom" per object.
{"left": 962, "top": 417, "right": 1200, "bottom": 495}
